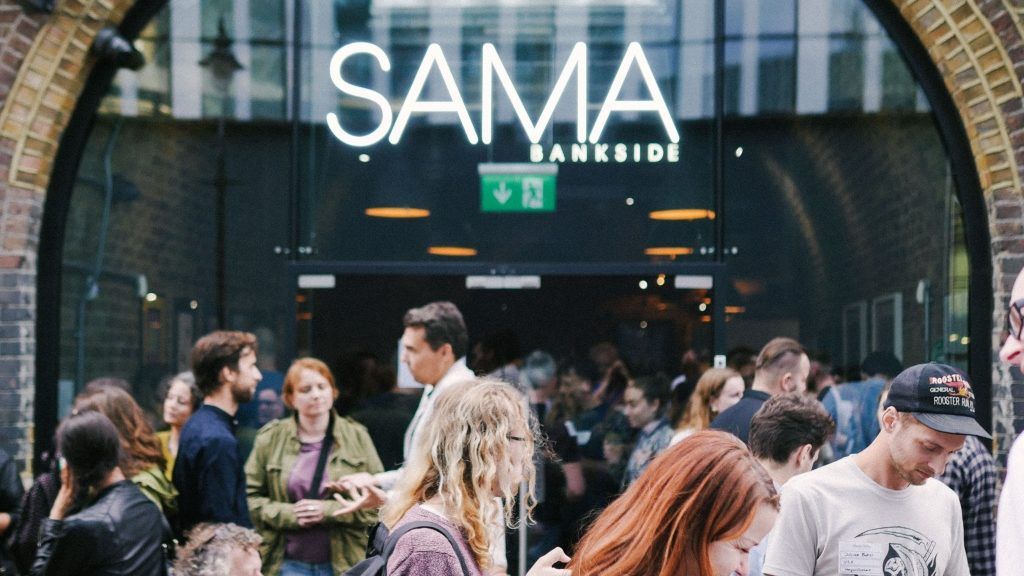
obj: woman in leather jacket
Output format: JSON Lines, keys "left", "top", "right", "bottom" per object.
{"left": 31, "top": 411, "right": 169, "bottom": 576}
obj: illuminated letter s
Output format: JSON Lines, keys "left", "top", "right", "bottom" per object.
{"left": 326, "top": 42, "right": 393, "bottom": 147}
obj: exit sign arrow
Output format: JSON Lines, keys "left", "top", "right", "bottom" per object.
{"left": 493, "top": 182, "right": 512, "bottom": 205}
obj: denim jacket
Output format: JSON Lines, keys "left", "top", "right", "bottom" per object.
{"left": 245, "top": 412, "right": 384, "bottom": 575}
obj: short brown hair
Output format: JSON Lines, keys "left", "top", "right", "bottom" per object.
{"left": 403, "top": 301, "right": 468, "bottom": 359}
{"left": 191, "top": 331, "right": 258, "bottom": 397}
{"left": 749, "top": 393, "right": 835, "bottom": 464}
{"left": 282, "top": 357, "right": 339, "bottom": 410}
{"left": 755, "top": 337, "right": 807, "bottom": 377}
{"left": 628, "top": 374, "right": 671, "bottom": 414}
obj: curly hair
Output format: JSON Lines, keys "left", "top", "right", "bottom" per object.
{"left": 158, "top": 371, "right": 202, "bottom": 414}
{"left": 381, "top": 378, "right": 537, "bottom": 570}
{"left": 174, "top": 523, "right": 261, "bottom": 576}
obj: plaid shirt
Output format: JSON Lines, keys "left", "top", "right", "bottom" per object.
{"left": 938, "top": 434, "right": 997, "bottom": 576}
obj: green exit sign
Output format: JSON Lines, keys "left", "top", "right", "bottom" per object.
{"left": 479, "top": 163, "right": 557, "bottom": 213}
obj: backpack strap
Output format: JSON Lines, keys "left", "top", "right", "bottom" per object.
{"left": 381, "top": 520, "right": 473, "bottom": 576}
{"left": 306, "top": 412, "right": 335, "bottom": 499}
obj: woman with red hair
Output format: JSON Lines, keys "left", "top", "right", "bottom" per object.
{"left": 570, "top": 430, "right": 779, "bottom": 576}
{"left": 246, "top": 357, "right": 385, "bottom": 575}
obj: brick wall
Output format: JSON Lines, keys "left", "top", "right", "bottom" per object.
{"left": 57, "top": 117, "right": 291, "bottom": 413}
{"left": 0, "top": 0, "right": 133, "bottom": 472}
{"left": 889, "top": 0, "right": 1024, "bottom": 461}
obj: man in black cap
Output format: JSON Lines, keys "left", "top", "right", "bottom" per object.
{"left": 763, "top": 362, "right": 986, "bottom": 576}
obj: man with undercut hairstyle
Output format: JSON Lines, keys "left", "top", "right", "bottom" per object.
{"left": 763, "top": 363, "right": 986, "bottom": 576}
{"left": 710, "top": 337, "right": 810, "bottom": 444}
{"left": 745, "top": 393, "right": 835, "bottom": 576}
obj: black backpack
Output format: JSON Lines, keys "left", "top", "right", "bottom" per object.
{"left": 343, "top": 520, "right": 472, "bottom": 576}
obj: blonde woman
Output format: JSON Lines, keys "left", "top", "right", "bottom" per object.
{"left": 671, "top": 368, "right": 744, "bottom": 444}
{"left": 381, "top": 378, "right": 571, "bottom": 576}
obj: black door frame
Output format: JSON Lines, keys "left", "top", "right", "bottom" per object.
{"left": 34, "top": 0, "right": 168, "bottom": 471}
{"left": 859, "top": 0, "right": 993, "bottom": 433}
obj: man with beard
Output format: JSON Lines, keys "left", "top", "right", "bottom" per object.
{"left": 764, "top": 363, "right": 986, "bottom": 576}
{"left": 174, "top": 331, "right": 263, "bottom": 534}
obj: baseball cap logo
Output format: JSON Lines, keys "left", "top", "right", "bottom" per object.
{"left": 928, "top": 374, "right": 975, "bottom": 411}
{"left": 950, "top": 381, "right": 973, "bottom": 399}
{"left": 887, "top": 363, "right": 990, "bottom": 438}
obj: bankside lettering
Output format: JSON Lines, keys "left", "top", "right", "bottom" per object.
{"left": 529, "top": 143, "right": 680, "bottom": 164}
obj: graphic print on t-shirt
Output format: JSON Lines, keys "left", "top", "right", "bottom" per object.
{"left": 839, "top": 526, "right": 937, "bottom": 576}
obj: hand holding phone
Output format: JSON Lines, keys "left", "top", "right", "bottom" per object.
{"left": 49, "top": 459, "right": 75, "bottom": 521}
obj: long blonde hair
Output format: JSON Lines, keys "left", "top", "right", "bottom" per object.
{"left": 676, "top": 368, "right": 740, "bottom": 432}
{"left": 381, "top": 378, "right": 537, "bottom": 570}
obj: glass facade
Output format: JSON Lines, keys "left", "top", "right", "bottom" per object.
{"left": 68, "top": 0, "right": 966, "bottom": 412}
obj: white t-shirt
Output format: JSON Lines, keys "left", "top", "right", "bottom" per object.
{"left": 763, "top": 457, "right": 969, "bottom": 576}
{"left": 997, "top": 435, "right": 1024, "bottom": 573}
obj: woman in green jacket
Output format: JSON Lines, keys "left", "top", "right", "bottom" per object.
{"left": 246, "top": 357, "right": 385, "bottom": 576}
{"left": 74, "top": 385, "right": 178, "bottom": 515}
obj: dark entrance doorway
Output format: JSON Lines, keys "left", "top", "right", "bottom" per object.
{"left": 291, "top": 263, "right": 725, "bottom": 381}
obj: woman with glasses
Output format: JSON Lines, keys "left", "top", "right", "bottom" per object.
{"left": 381, "top": 378, "right": 571, "bottom": 576}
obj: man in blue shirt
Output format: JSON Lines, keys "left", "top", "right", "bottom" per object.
{"left": 173, "top": 330, "right": 262, "bottom": 534}
{"left": 821, "top": 351, "right": 902, "bottom": 459}
{"left": 710, "top": 337, "right": 810, "bottom": 444}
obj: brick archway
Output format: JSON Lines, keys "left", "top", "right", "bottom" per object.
{"left": 888, "top": 0, "right": 1024, "bottom": 457}
{"left": 0, "top": 0, "right": 142, "bottom": 472}
{"left": 0, "top": 0, "right": 1022, "bottom": 471}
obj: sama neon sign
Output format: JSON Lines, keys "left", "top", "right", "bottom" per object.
{"left": 327, "top": 41, "right": 680, "bottom": 162}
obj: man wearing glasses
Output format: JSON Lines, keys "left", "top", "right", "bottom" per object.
{"left": 997, "top": 269, "right": 1024, "bottom": 574}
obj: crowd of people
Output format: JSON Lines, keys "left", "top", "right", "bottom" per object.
{"left": 6, "top": 282, "right": 1024, "bottom": 575}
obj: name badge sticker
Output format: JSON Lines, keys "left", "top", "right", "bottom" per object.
{"left": 838, "top": 541, "right": 886, "bottom": 576}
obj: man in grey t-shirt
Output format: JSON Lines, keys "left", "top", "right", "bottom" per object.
{"left": 763, "top": 363, "right": 989, "bottom": 576}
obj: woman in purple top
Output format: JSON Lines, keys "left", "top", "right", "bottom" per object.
{"left": 380, "top": 378, "right": 572, "bottom": 576}
{"left": 246, "top": 358, "right": 385, "bottom": 575}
